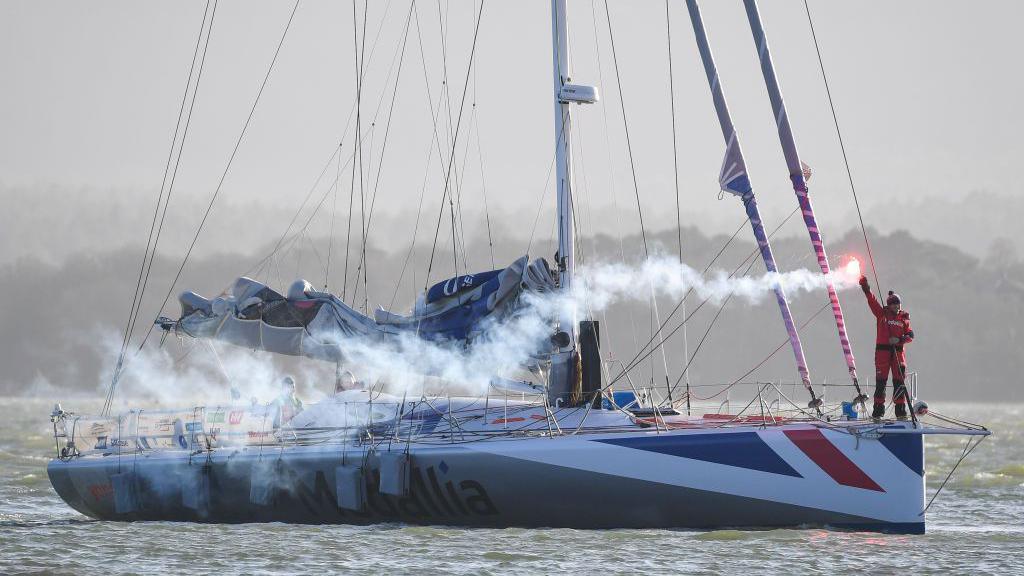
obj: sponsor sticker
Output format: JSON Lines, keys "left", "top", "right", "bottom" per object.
{"left": 88, "top": 483, "right": 113, "bottom": 501}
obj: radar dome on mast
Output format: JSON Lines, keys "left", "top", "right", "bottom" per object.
{"left": 558, "top": 83, "right": 599, "bottom": 104}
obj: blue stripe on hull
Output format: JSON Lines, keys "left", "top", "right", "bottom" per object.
{"left": 595, "top": 432, "right": 801, "bottom": 478}
{"left": 878, "top": 433, "right": 924, "bottom": 476}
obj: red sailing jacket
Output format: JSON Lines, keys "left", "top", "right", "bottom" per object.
{"left": 865, "top": 290, "right": 914, "bottom": 346}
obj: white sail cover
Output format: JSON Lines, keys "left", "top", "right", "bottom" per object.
{"left": 169, "top": 256, "right": 558, "bottom": 363}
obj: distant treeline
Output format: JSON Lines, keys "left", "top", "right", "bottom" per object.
{"left": 2, "top": 225, "right": 1020, "bottom": 401}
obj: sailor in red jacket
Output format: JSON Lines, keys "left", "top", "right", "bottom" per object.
{"left": 859, "top": 276, "right": 914, "bottom": 420}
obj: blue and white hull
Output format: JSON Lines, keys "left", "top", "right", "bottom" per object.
{"left": 48, "top": 408, "right": 934, "bottom": 533}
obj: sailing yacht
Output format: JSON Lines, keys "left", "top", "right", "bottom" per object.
{"left": 47, "top": 0, "right": 987, "bottom": 534}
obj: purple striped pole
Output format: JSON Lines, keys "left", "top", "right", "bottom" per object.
{"left": 742, "top": 0, "right": 865, "bottom": 401}
{"left": 687, "top": 0, "right": 820, "bottom": 409}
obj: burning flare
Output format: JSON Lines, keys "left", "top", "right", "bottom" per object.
{"left": 843, "top": 257, "right": 862, "bottom": 281}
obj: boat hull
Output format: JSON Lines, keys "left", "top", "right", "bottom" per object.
{"left": 47, "top": 424, "right": 926, "bottom": 533}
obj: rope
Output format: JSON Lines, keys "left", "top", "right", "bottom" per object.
{"left": 666, "top": 256, "right": 761, "bottom": 400}
{"left": 247, "top": 0, "right": 400, "bottom": 286}
{"left": 110, "top": 0, "right": 301, "bottom": 413}
{"left": 802, "top": 0, "right": 881, "bottom": 296}
{"left": 350, "top": 1, "right": 416, "bottom": 293}
{"left": 604, "top": 0, "right": 675, "bottom": 393}
{"left": 354, "top": 0, "right": 369, "bottom": 312}
{"left": 921, "top": 434, "right": 987, "bottom": 515}
{"left": 249, "top": 3, "right": 418, "bottom": 297}
{"left": 587, "top": 0, "right": 641, "bottom": 367}
{"left": 325, "top": 145, "right": 341, "bottom": 290}
{"left": 607, "top": 206, "right": 799, "bottom": 395}
{"left": 117, "top": 0, "right": 212, "bottom": 363}
{"left": 664, "top": 0, "right": 691, "bottom": 407}
{"left": 602, "top": 0, "right": 649, "bottom": 256}
{"left": 599, "top": 213, "right": 758, "bottom": 392}
{"left": 386, "top": 8, "right": 456, "bottom": 311}
{"left": 102, "top": 1, "right": 216, "bottom": 416}
{"left": 687, "top": 298, "right": 834, "bottom": 403}
{"left": 424, "top": 0, "right": 486, "bottom": 289}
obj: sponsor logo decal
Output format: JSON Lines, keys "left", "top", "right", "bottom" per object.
{"left": 88, "top": 483, "right": 113, "bottom": 501}
{"left": 290, "top": 463, "right": 499, "bottom": 520}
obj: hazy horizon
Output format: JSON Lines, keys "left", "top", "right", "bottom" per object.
{"left": 2, "top": 1, "right": 1022, "bottom": 406}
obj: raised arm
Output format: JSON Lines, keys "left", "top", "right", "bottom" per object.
{"left": 860, "top": 276, "right": 883, "bottom": 318}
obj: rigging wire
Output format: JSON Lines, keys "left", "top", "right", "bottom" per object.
{"left": 435, "top": 0, "right": 461, "bottom": 277}
{"left": 355, "top": 0, "right": 370, "bottom": 312}
{"left": 524, "top": 120, "right": 561, "bottom": 255}
{"left": 248, "top": 0, "right": 397, "bottom": 285}
{"left": 423, "top": 0, "right": 486, "bottom": 290}
{"left": 349, "top": 1, "right": 417, "bottom": 310}
{"left": 602, "top": 0, "right": 671, "bottom": 391}
{"left": 387, "top": 6, "right": 458, "bottom": 312}
{"left": 387, "top": 0, "right": 472, "bottom": 306}
{"left": 474, "top": 113, "right": 495, "bottom": 269}
{"left": 666, "top": 250, "right": 764, "bottom": 400}
{"left": 608, "top": 207, "right": 800, "bottom": 394}
{"left": 254, "top": 7, "right": 422, "bottom": 297}
{"left": 600, "top": 216, "right": 750, "bottom": 392}
{"left": 471, "top": 0, "right": 495, "bottom": 270}
{"left": 325, "top": 143, "right": 341, "bottom": 290}
{"left": 802, "top": 0, "right": 881, "bottom": 296}
{"left": 450, "top": 106, "right": 480, "bottom": 272}
{"left": 343, "top": 107, "right": 358, "bottom": 300}
{"left": 687, "top": 298, "right": 834, "bottom": 403}
{"left": 103, "top": 1, "right": 216, "bottom": 416}
{"left": 129, "top": 0, "right": 302, "bottom": 374}
{"left": 588, "top": 0, "right": 640, "bottom": 370}
{"left": 663, "top": 0, "right": 691, "bottom": 409}
{"left": 601, "top": 0, "right": 649, "bottom": 256}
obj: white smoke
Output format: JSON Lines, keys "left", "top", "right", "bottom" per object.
{"left": 324, "top": 256, "right": 860, "bottom": 397}
{"left": 96, "top": 328, "right": 334, "bottom": 412}
{"left": 575, "top": 255, "right": 860, "bottom": 310}
{"left": 99, "top": 257, "right": 860, "bottom": 407}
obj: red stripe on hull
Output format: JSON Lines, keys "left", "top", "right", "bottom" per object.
{"left": 784, "top": 428, "right": 884, "bottom": 492}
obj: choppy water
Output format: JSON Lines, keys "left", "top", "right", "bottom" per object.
{"left": 1, "top": 398, "right": 1021, "bottom": 575}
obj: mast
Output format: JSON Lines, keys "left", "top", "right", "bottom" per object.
{"left": 546, "top": 0, "right": 598, "bottom": 406}
{"left": 742, "top": 0, "right": 866, "bottom": 403}
{"left": 685, "top": 0, "right": 821, "bottom": 410}
{"left": 551, "top": 0, "right": 575, "bottom": 349}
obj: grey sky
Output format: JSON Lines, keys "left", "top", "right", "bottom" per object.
{"left": 2, "top": 1, "right": 1023, "bottom": 402}
{"left": 2, "top": 0, "right": 1022, "bottom": 269}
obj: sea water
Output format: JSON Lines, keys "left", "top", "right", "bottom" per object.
{"left": 2, "top": 398, "right": 1021, "bottom": 575}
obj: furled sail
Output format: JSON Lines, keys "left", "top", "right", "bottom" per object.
{"left": 741, "top": 0, "right": 864, "bottom": 400}
{"left": 686, "top": 0, "right": 820, "bottom": 409}
{"left": 164, "top": 256, "right": 559, "bottom": 363}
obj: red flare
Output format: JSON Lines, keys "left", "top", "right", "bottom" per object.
{"left": 844, "top": 257, "right": 861, "bottom": 278}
